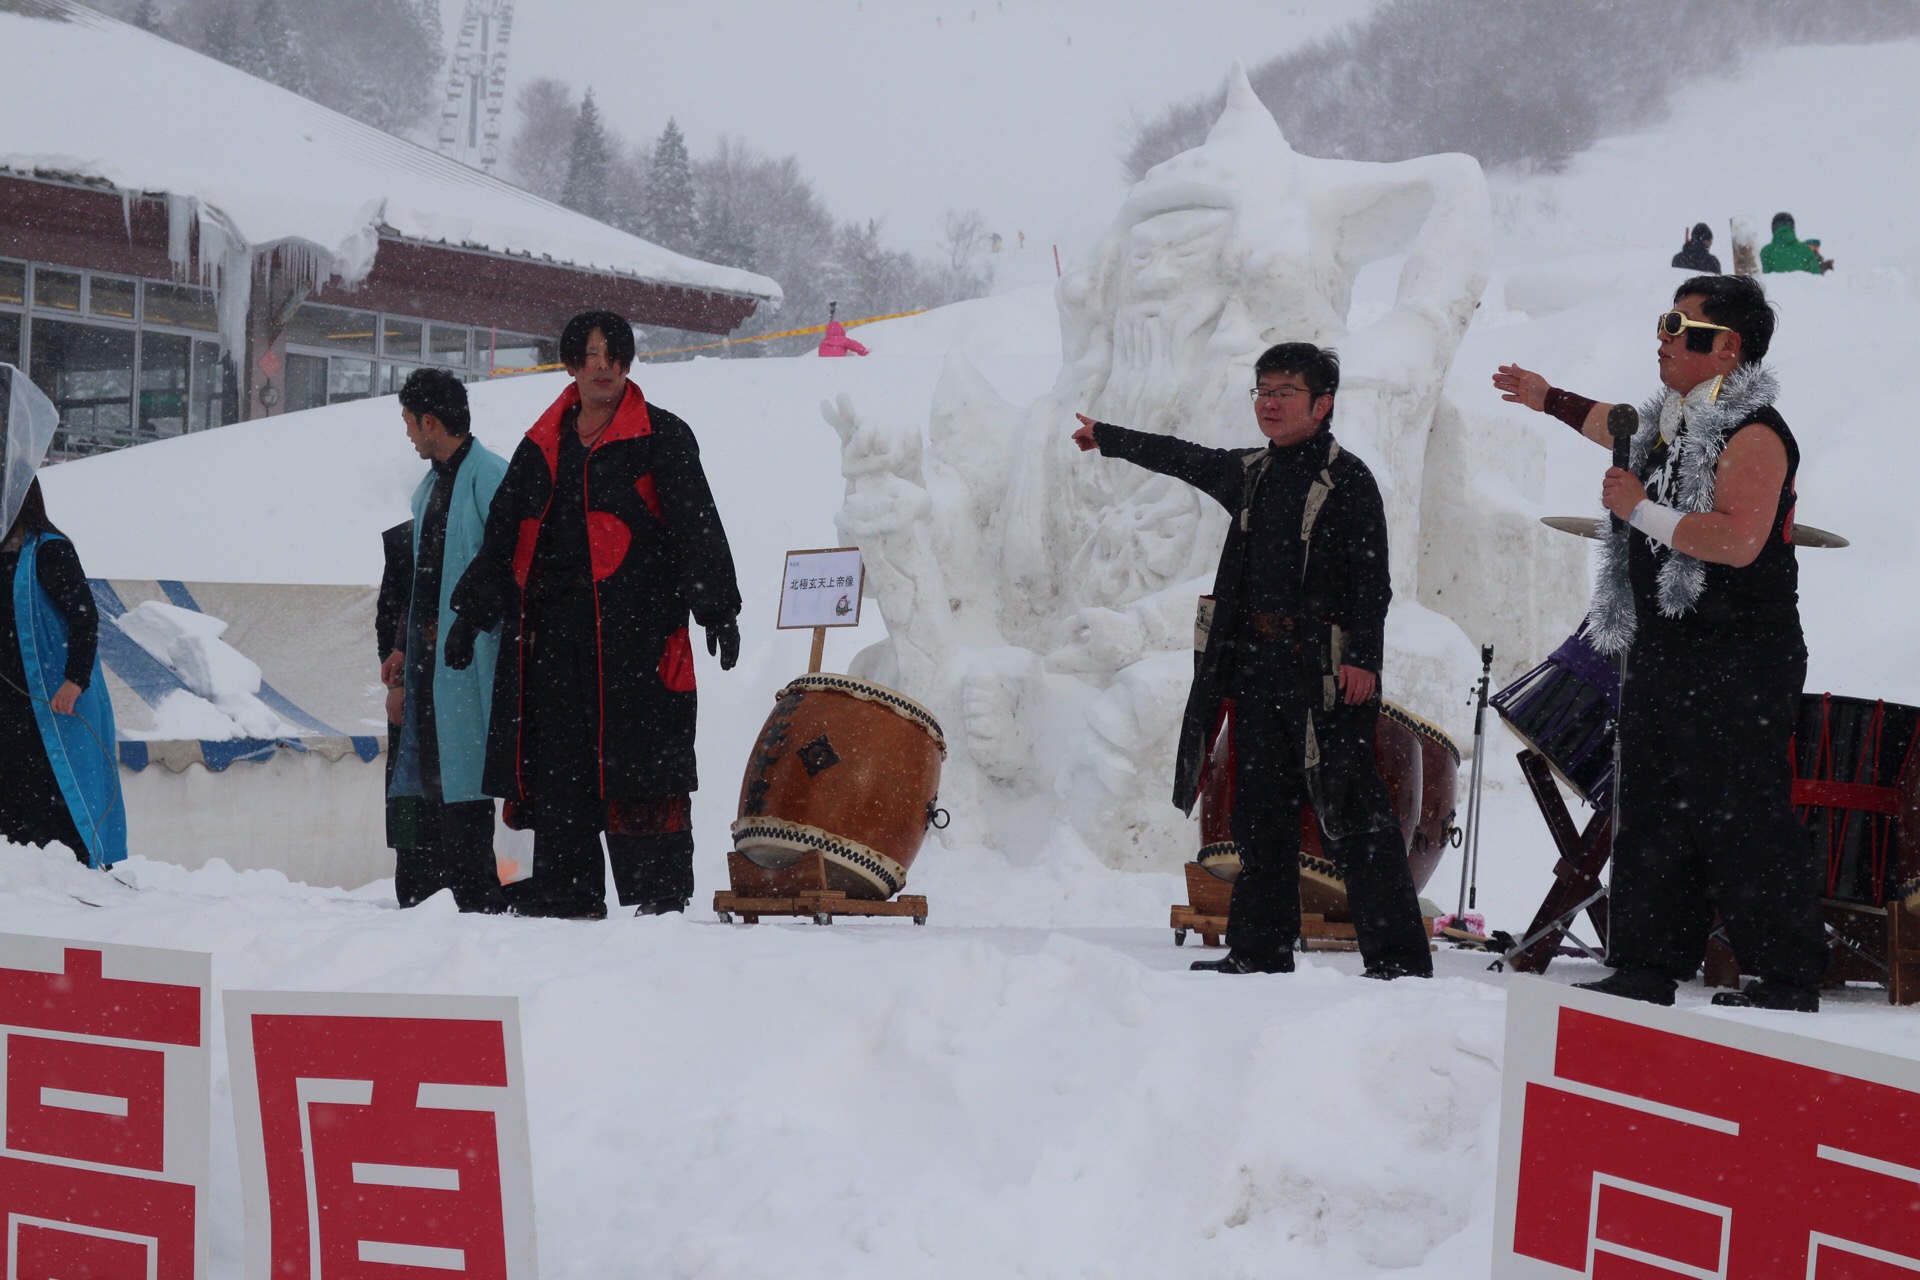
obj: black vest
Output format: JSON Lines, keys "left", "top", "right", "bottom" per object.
{"left": 1628, "top": 405, "right": 1803, "bottom": 661}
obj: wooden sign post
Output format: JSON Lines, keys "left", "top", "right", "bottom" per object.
{"left": 776, "top": 546, "right": 865, "bottom": 673}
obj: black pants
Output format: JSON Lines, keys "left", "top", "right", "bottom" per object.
{"left": 502, "top": 588, "right": 694, "bottom": 919}
{"left": 396, "top": 797, "right": 507, "bottom": 913}
{"left": 1224, "top": 649, "right": 1431, "bottom": 972}
{"left": 1607, "top": 647, "right": 1827, "bottom": 987}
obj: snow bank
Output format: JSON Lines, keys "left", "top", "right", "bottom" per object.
{"left": 114, "top": 600, "right": 298, "bottom": 741}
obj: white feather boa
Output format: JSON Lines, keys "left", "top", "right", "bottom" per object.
{"left": 1585, "top": 362, "right": 1780, "bottom": 655}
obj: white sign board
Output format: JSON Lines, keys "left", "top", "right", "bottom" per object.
{"left": 225, "top": 990, "right": 539, "bottom": 1280}
{"left": 1494, "top": 974, "right": 1920, "bottom": 1278}
{"left": 776, "top": 547, "right": 864, "bottom": 629}
{"left": 0, "top": 932, "right": 212, "bottom": 1280}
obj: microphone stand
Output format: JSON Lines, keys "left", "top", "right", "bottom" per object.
{"left": 1455, "top": 643, "right": 1494, "bottom": 923}
{"left": 1601, "top": 404, "right": 1639, "bottom": 959}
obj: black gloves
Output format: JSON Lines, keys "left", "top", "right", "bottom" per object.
{"left": 443, "top": 617, "right": 477, "bottom": 671}
{"left": 705, "top": 618, "right": 741, "bottom": 671}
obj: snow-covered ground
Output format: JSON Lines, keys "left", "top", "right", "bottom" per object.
{"left": 18, "top": 37, "right": 1920, "bottom": 1279}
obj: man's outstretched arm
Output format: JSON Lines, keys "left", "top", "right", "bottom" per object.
{"left": 1071, "top": 413, "right": 1245, "bottom": 511}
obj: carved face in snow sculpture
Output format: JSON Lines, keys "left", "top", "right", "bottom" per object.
{"left": 986, "top": 67, "right": 1494, "bottom": 654}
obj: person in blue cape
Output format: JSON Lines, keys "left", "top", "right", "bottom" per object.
{"left": 383, "top": 368, "right": 509, "bottom": 912}
{"left": 0, "top": 365, "right": 124, "bottom": 869}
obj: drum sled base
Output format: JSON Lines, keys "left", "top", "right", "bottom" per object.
{"left": 714, "top": 850, "right": 929, "bottom": 926}
{"left": 1170, "top": 864, "right": 1435, "bottom": 953}
{"left": 1705, "top": 899, "right": 1920, "bottom": 1006}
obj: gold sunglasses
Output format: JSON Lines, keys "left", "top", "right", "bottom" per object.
{"left": 1656, "top": 311, "right": 1733, "bottom": 340}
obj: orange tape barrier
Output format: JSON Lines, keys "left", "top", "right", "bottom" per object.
{"left": 487, "top": 308, "right": 928, "bottom": 377}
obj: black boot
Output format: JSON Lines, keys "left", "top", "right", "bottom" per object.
{"left": 634, "top": 897, "right": 690, "bottom": 918}
{"left": 1361, "top": 961, "right": 1431, "bottom": 981}
{"left": 1190, "top": 951, "right": 1295, "bottom": 974}
{"left": 1572, "top": 968, "right": 1676, "bottom": 1006}
{"left": 1711, "top": 979, "right": 1818, "bottom": 1012}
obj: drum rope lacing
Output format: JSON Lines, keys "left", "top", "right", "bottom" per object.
{"left": 775, "top": 674, "right": 948, "bottom": 756}
{"left": 1380, "top": 702, "right": 1462, "bottom": 765}
{"left": 730, "top": 816, "right": 908, "bottom": 898}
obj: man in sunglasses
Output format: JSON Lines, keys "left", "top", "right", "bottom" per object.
{"left": 1072, "top": 342, "right": 1433, "bottom": 980}
{"left": 1492, "top": 274, "right": 1826, "bottom": 1011}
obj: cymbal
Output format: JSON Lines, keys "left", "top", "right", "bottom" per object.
{"left": 1539, "top": 515, "right": 1849, "bottom": 548}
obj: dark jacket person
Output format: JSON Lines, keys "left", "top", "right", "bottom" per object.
{"left": 1671, "top": 222, "right": 1721, "bottom": 274}
{"left": 449, "top": 311, "right": 742, "bottom": 919}
{"left": 1072, "top": 342, "right": 1431, "bottom": 979}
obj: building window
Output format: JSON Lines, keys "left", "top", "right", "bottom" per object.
{"left": 191, "top": 340, "right": 236, "bottom": 431}
{"left": 90, "top": 275, "right": 138, "bottom": 321}
{"left": 329, "top": 357, "right": 374, "bottom": 403}
{"left": 286, "top": 302, "right": 377, "bottom": 354}
{"left": 382, "top": 362, "right": 420, "bottom": 395}
{"left": 428, "top": 323, "right": 469, "bottom": 367}
{"left": 0, "top": 312, "right": 19, "bottom": 367}
{"left": 138, "top": 331, "right": 191, "bottom": 439}
{"left": 0, "top": 259, "right": 23, "bottom": 307}
{"left": 486, "top": 331, "right": 552, "bottom": 373}
{"left": 32, "top": 267, "right": 81, "bottom": 312}
{"left": 381, "top": 317, "right": 423, "bottom": 361}
{"left": 284, "top": 352, "right": 329, "bottom": 415}
{"left": 145, "top": 282, "right": 218, "bottom": 331}
{"left": 31, "top": 318, "right": 135, "bottom": 453}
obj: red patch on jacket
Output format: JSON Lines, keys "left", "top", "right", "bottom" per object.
{"left": 657, "top": 627, "right": 697, "bottom": 692}
{"left": 635, "top": 473, "right": 662, "bottom": 520}
{"left": 511, "top": 517, "right": 541, "bottom": 587}
{"left": 587, "top": 512, "right": 631, "bottom": 580}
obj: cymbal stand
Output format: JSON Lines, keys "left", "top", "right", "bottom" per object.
{"left": 1455, "top": 644, "right": 1494, "bottom": 922}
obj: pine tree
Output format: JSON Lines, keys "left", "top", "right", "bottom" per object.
{"left": 643, "top": 118, "right": 699, "bottom": 255}
{"left": 131, "top": 0, "right": 163, "bottom": 34}
{"left": 695, "top": 188, "right": 756, "bottom": 273}
{"left": 248, "top": 0, "right": 312, "bottom": 96}
{"left": 202, "top": 0, "right": 245, "bottom": 66}
{"left": 560, "top": 89, "right": 614, "bottom": 222}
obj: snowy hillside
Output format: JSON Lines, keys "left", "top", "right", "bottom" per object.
{"left": 17, "top": 35, "right": 1920, "bottom": 1279}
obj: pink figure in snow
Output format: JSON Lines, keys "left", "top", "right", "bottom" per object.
{"left": 817, "top": 302, "right": 870, "bottom": 358}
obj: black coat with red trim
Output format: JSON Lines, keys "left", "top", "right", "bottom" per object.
{"left": 452, "top": 380, "right": 741, "bottom": 803}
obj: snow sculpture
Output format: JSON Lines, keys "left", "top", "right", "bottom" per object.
{"left": 826, "top": 67, "right": 1503, "bottom": 866}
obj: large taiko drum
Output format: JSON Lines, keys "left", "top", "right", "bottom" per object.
{"left": 731, "top": 673, "right": 947, "bottom": 900}
{"left": 1791, "top": 693, "right": 1920, "bottom": 910}
{"left": 1196, "top": 700, "right": 1460, "bottom": 920}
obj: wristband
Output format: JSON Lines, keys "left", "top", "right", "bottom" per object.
{"left": 1544, "top": 387, "right": 1597, "bottom": 430}
{"left": 1628, "top": 499, "right": 1684, "bottom": 547}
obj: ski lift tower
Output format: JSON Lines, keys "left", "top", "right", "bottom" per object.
{"left": 436, "top": 0, "right": 514, "bottom": 174}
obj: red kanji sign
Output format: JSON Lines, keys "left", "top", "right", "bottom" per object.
{"left": 0, "top": 933, "right": 212, "bottom": 1280}
{"left": 225, "top": 991, "right": 537, "bottom": 1279}
{"left": 1495, "top": 976, "right": 1920, "bottom": 1278}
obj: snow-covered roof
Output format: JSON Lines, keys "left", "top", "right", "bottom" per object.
{"left": 0, "top": 0, "right": 780, "bottom": 305}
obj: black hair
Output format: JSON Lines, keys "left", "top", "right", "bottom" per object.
{"left": 1771, "top": 211, "right": 1795, "bottom": 232}
{"left": 5, "top": 478, "right": 62, "bottom": 543}
{"left": 1690, "top": 222, "right": 1712, "bottom": 243}
{"left": 1253, "top": 342, "right": 1340, "bottom": 422}
{"left": 1675, "top": 274, "right": 1774, "bottom": 364}
{"left": 559, "top": 310, "right": 637, "bottom": 369}
{"left": 397, "top": 367, "right": 471, "bottom": 436}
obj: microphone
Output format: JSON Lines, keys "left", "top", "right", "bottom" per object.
{"left": 1607, "top": 404, "right": 1638, "bottom": 529}
{"left": 1607, "top": 403, "right": 1637, "bottom": 469}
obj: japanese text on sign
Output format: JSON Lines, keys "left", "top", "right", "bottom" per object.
{"left": 0, "top": 934, "right": 211, "bottom": 1280}
{"left": 1494, "top": 975, "right": 1920, "bottom": 1278}
{"left": 225, "top": 991, "right": 539, "bottom": 1280}
{"left": 777, "top": 547, "right": 864, "bottom": 630}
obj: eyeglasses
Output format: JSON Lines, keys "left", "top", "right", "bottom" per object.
{"left": 1249, "top": 386, "right": 1310, "bottom": 403}
{"left": 1656, "top": 311, "right": 1733, "bottom": 340}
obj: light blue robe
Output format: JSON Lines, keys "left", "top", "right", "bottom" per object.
{"left": 390, "top": 442, "right": 507, "bottom": 804}
{"left": 12, "top": 534, "right": 126, "bottom": 867}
